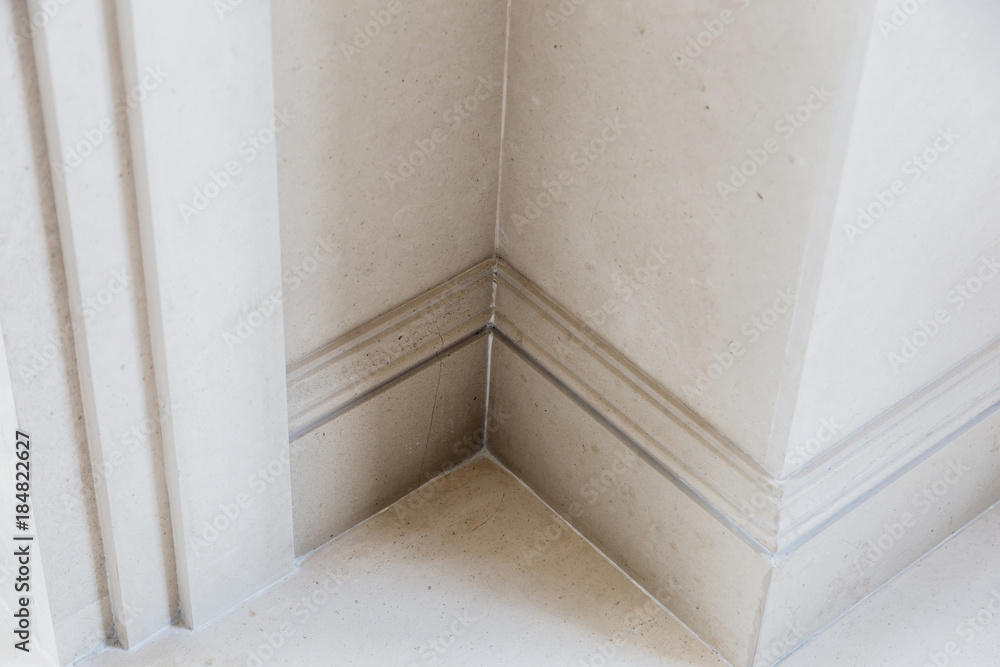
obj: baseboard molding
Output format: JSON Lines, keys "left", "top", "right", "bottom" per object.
{"left": 286, "top": 259, "right": 494, "bottom": 439}
{"left": 489, "top": 259, "right": 1000, "bottom": 667}
{"left": 279, "top": 256, "right": 999, "bottom": 666}
{"left": 287, "top": 255, "right": 1000, "bottom": 559}
{"left": 494, "top": 259, "right": 779, "bottom": 551}
{"left": 492, "top": 258, "right": 1000, "bottom": 557}
{"left": 290, "top": 333, "right": 491, "bottom": 555}
{"left": 777, "top": 336, "right": 1000, "bottom": 551}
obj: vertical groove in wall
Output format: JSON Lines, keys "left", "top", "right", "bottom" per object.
{"left": 105, "top": 0, "right": 178, "bottom": 645}
{"left": 482, "top": 330, "right": 495, "bottom": 451}
{"left": 492, "top": 0, "right": 513, "bottom": 255}
{"left": 19, "top": 1, "right": 114, "bottom": 656}
{"left": 487, "top": 0, "right": 512, "bottom": 454}
{"left": 113, "top": 0, "right": 191, "bottom": 627}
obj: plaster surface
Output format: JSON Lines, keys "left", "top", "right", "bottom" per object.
{"left": 783, "top": 498, "right": 1000, "bottom": 667}
{"left": 291, "top": 335, "right": 489, "bottom": 555}
{"left": 272, "top": 0, "right": 506, "bottom": 363}
{"left": 80, "top": 458, "right": 727, "bottom": 667}
{"left": 0, "top": 1, "right": 111, "bottom": 659}
{"left": 30, "top": 0, "right": 176, "bottom": 645}
{"left": 784, "top": 0, "right": 1000, "bottom": 472}
{"left": 759, "top": 404, "right": 1000, "bottom": 664}
{"left": 499, "top": 0, "right": 872, "bottom": 467}
{"left": 117, "top": 0, "right": 294, "bottom": 629}
{"left": 488, "top": 338, "right": 770, "bottom": 666}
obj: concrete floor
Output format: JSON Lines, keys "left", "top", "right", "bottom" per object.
{"left": 78, "top": 455, "right": 1000, "bottom": 667}
{"left": 79, "top": 456, "right": 726, "bottom": 666}
{"left": 782, "top": 496, "right": 1000, "bottom": 667}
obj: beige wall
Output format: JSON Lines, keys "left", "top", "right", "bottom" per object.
{"left": 272, "top": 0, "right": 508, "bottom": 364}
{"left": 499, "top": 0, "right": 872, "bottom": 469}
{"left": 271, "top": 1, "right": 507, "bottom": 564}
{"left": 6, "top": 1, "right": 997, "bottom": 663}
{"left": 292, "top": 335, "right": 489, "bottom": 556}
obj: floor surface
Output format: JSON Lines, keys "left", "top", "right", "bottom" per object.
{"left": 79, "top": 456, "right": 726, "bottom": 666}
{"left": 78, "top": 455, "right": 1000, "bottom": 667}
{"left": 783, "top": 496, "right": 1000, "bottom": 666}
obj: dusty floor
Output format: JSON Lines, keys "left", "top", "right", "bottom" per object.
{"left": 79, "top": 455, "right": 1000, "bottom": 666}
{"left": 80, "top": 456, "right": 726, "bottom": 666}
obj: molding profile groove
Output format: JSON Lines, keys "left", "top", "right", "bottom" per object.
{"left": 14, "top": 0, "right": 997, "bottom": 661}
{"left": 777, "top": 336, "right": 1000, "bottom": 552}
{"left": 300, "top": 257, "right": 1000, "bottom": 559}
{"left": 495, "top": 260, "right": 1000, "bottom": 556}
{"left": 29, "top": 0, "right": 175, "bottom": 650}
{"left": 117, "top": 0, "right": 294, "bottom": 632}
{"left": 286, "top": 259, "right": 495, "bottom": 439}
{"left": 493, "top": 260, "right": 779, "bottom": 551}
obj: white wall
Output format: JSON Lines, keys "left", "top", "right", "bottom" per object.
{"left": 0, "top": 2, "right": 111, "bottom": 658}
{"left": 783, "top": 0, "right": 1000, "bottom": 474}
